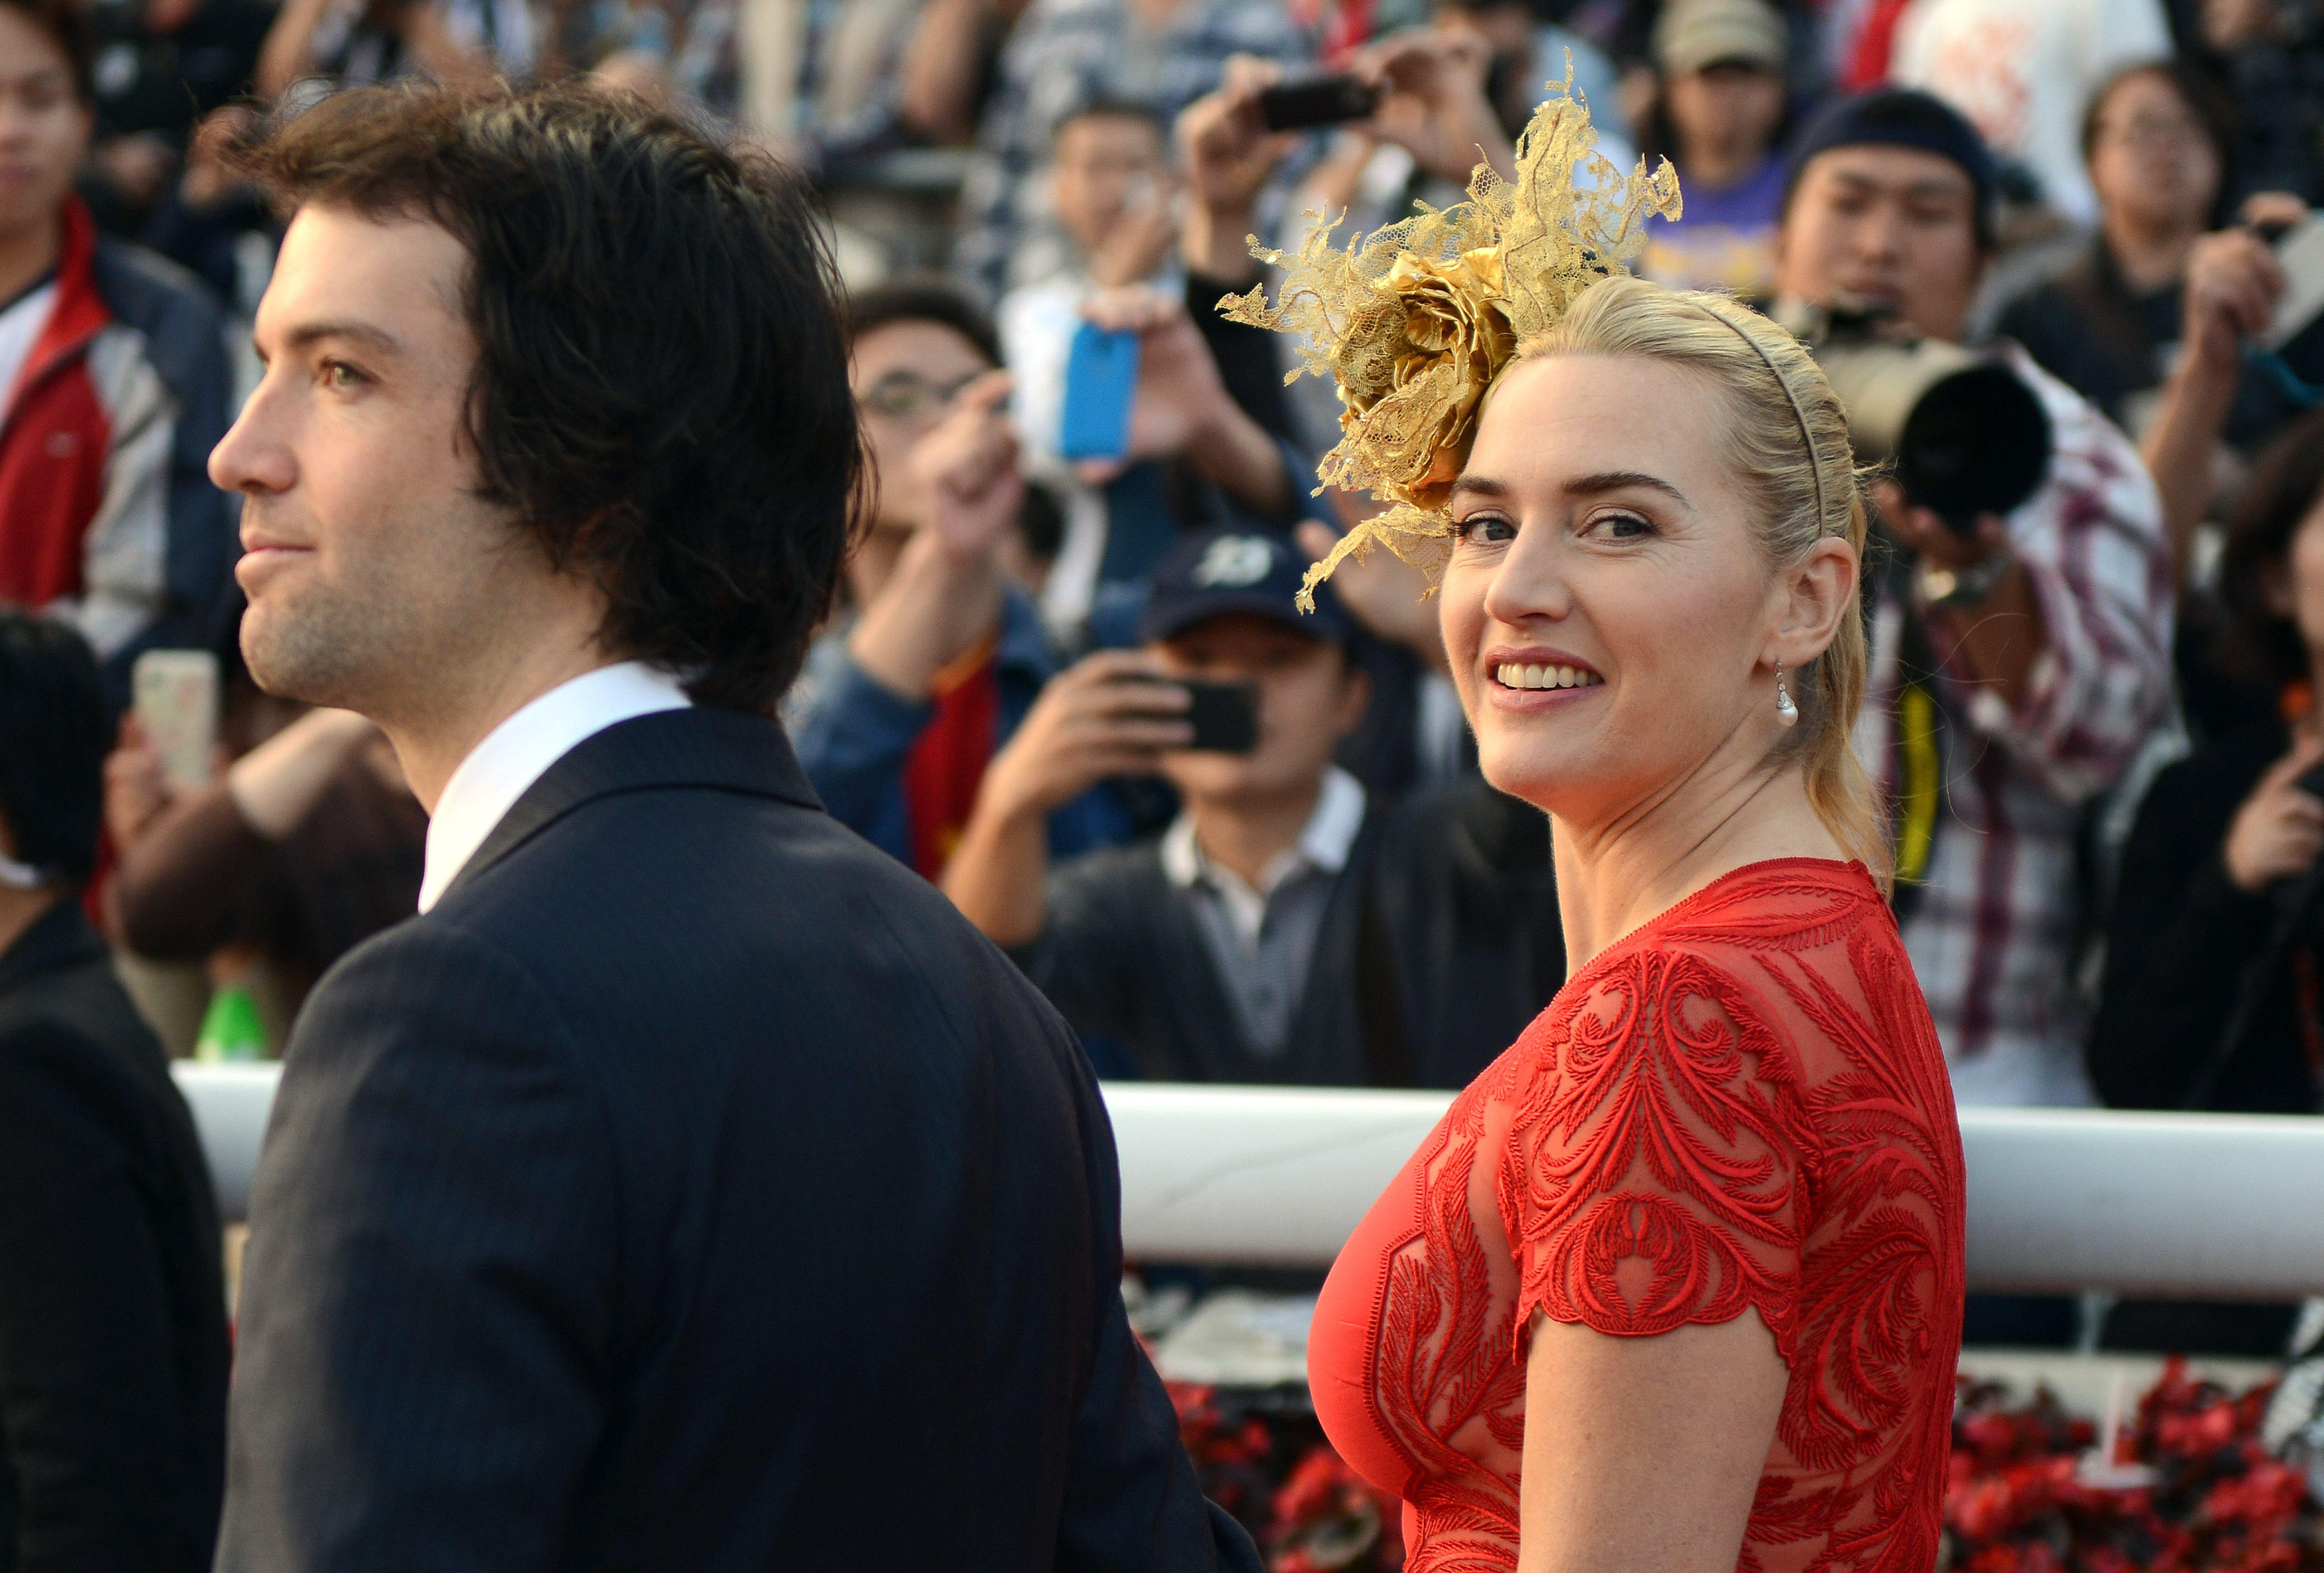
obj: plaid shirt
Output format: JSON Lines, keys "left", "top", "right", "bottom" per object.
{"left": 1854, "top": 344, "right": 2174, "bottom": 1108}
{"left": 950, "top": 0, "right": 1313, "bottom": 301}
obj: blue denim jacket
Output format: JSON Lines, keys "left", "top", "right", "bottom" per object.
{"left": 789, "top": 588, "right": 1134, "bottom": 870}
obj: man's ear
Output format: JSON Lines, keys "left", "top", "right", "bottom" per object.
{"left": 1771, "top": 536, "right": 1857, "bottom": 668}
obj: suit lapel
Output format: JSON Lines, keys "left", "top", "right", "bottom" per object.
{"left": 441, "top": 708, "right": 822, "bottom": 905}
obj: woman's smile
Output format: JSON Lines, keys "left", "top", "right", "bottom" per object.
{"left": 1484, "top": 646, "right": 1608, "bottom": 709}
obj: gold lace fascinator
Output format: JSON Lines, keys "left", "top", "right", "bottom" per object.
{"left": 1218, "top": 71, "right": 1681, "bottom": 607}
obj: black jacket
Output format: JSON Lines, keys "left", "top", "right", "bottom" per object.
{"left": 1369, "top": 779, "right": 1566, "bottom": 1091}
{"left": 2089, "top": 719, "right": 2324, "bottom": 1113}
{"left": 0, "top": 900, "right": 227, "bottom": 1573}
{"left": 1024, "top": 780, "right": 1564, "bottom": 1090}
{"left": 1024, "top": 809, "right": 1390, "bottom": 1086}
{"left": 217, "top": 708, "right": 1256, "bottom": 1573}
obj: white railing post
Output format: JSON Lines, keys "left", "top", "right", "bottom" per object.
{"left": 176, "top": 1068, "right": 2324, "bottom": 1299}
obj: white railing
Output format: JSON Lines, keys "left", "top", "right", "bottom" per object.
{"left": 176, "top": 1067, "right": 2324, "bottom": 1300}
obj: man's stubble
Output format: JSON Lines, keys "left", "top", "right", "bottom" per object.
{"left": 238, "top": 495, "right": 529, "bottom": 733}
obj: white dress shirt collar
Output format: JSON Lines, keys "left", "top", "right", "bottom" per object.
{"left": 418, "top": 660, "right": 693, "bottom": 912}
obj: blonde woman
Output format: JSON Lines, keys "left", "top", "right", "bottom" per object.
{"left": 1232, "top": 93, "right": 1964, "bottom": 1573}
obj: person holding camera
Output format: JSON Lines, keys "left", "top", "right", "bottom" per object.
{"left": 2085, "top": 408, "right": 2324, "bottom": 1356}
{"left": 943, "top": 525, "right": 1568, "bottom": 1088}
{"left": 789, "top": 282, "right": 1131, "bottom": 880}
{"left": 2137, "top": 182, "right": 2313, "bottom": 583}
{"left": 796, "top": 278, "right": 1305, "bottom": 877}
{"left": 2092, "top": 410, "right": 2324, "bottom": 1121}
{"left": 943, "top": 528, "right": 1388, "bottom": 1083}
{"left": 1773, "top": 89, "right": 2175, "bottom": 1113}
{"left": 1998, "top": 63, "right": 2303, "bottom": 458}
{"left": 947, "top": 0, "right": 1309, "bottom": 302}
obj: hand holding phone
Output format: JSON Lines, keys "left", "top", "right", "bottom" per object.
{"left": 2264, "top": 214, "right": 2324, "bottom": 352}
{"left": 1257, "top": 75, "right": 1380, "bottom": 133}
{"left": 131, "top": 650, "right": 220, "bottom": 793}
{"left": 979, "top": 652, "right": 1193, "bottom": 823}
{"left": 1058, "top": 320, "right": 1141, "bottom": 462}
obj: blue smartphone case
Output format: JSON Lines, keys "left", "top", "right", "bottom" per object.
{"left": 1058, "top": 322, "right": 1141, "bottom": 461}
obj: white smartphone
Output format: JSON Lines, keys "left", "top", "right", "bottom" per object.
{"left": 132, "top": 649, "right": 221, "bottom": 792}
{"left": 2265, "top": 216, "right": 2324, "bottom": 352}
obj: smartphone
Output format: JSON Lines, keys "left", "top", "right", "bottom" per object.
{"left": 132, "top": 649, "right": 220, "bottom": 792}
{"left": 2265, "top": 216, "right": 2324, "bottom": 352}
{"left": 1179, "top": 679, "right": 1259, "bottom": 754}
{"left": 1109, "top": 673, "right": 1260, "bottom": 753}
{"left": 1257, "top": 76, "right": 1380, "bottom": 133}
{"left": 1058, "top": 321, "right": 1141, "bottom": 462}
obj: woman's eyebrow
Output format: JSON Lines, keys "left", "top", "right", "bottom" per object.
{"left": 1448, "top": 474, "right": 1509, "bottom": 504}
{"left": 1564, "top": 470, "right": 1689, "bottom": 507}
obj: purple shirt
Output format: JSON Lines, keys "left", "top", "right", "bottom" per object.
{"left": 1638, "top": 153, "right": 1787, "bottom": 297}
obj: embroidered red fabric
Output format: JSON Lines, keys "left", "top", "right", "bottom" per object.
{"left": 1308, "top": 858, "right": 1965, "bottom": 1573}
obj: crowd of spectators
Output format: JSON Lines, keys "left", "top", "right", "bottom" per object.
{"left": 7, "top": 0, "right": 2324, "bottom": 1493}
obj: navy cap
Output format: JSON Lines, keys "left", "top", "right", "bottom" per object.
{"left": 1138, "top": 528, "right": 1356, "bottom": 646}
{"left": 1784, "top": 88, "right": 1997, "bottom": 249}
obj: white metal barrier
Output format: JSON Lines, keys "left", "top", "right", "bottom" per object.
{"left": 176, "top": 1067, "right": 2324, "bottom": 1300}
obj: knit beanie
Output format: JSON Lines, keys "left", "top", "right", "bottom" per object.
{"left": 1783, "top": 88, "right": 1998, "bottom": 249}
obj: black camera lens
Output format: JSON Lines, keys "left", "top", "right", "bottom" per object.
{"left": 1895, "top": 364, "right": 2052, "bottom": 531}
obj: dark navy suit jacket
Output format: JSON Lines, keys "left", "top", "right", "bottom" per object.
{"left": 217, "top": 707, "right": 1255, "bottom": 1571}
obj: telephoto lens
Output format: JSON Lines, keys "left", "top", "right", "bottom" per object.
{"left": 1777, "top": 301, "right": 2053, "bottom": 533}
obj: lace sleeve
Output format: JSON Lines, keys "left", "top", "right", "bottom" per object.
{"left": 1494, "top": 942, "right": 1813, "bottom": 1363}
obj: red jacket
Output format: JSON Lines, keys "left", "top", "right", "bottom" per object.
{"left": 0, "top": 198, "right": 235, "bottom": 682}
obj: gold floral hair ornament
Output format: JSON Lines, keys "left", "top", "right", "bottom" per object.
{"left": 1217, "top": 68, "right": 1681, "bottom": 608}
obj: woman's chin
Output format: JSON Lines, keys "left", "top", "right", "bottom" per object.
{"left": 1475, "top": 739, "right": 1587, "bottom": 817}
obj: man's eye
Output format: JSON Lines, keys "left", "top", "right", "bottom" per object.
{"left": 1456, "top": 514, "right": 1515, "bottom": 545}
{"left": 321, "top": 361, "right": 366, "bottom": 390}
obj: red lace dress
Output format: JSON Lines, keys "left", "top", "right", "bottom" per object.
{"left": 1308, "top": 858, "right": 1965, "bottom": 1573}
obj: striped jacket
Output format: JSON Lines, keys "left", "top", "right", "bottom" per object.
{"left": 0, "top": 198, "right": 236, "bottom": 687}
{"left": 1854, "top": 344, "right": 2175, "bottom": 1109}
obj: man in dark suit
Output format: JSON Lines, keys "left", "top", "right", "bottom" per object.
{"left": 0, "top": 611, "right": 229, "bottom": 1571}
{"left": 206, "top": 82, "right": 1255, "bottom": 1570}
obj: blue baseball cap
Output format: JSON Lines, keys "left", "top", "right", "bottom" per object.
{"left": 1138, "top": 528, "right": 1357, "bottom": 647}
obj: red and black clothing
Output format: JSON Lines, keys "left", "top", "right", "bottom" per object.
{"left": 0, "top": 198, "right": 235, "bottom": 694}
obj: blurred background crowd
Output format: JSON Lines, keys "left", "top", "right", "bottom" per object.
{"left": 7, "top": 0, "right": 2324, "bottom": 1470}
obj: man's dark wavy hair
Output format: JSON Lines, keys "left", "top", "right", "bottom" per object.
{"left": 238, "top": 82, "right": 866, "bottom": 713}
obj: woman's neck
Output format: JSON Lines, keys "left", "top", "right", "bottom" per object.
{"left": 1548, "top": 758, "right": 1838, "bottom": 971}
{"left": 2102, "top": 210, "right": 2199, "bottom": 297}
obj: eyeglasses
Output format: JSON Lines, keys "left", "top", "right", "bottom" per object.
{"left": 856, "top": 368, "right": 986, "bottom": 422}
{"left": 2097, "top": 114, "right": 2209, "bottom": 152}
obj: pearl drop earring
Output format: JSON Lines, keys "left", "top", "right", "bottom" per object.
{"left": 1775, "top": 662, "right": 1799, "bottom": 727}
